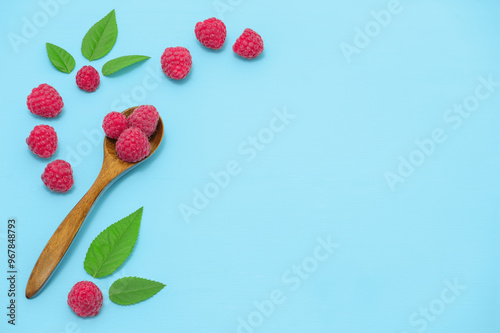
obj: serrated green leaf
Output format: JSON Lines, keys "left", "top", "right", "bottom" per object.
{"left": 46, "top": 43, "right": 75, "bottom": 73}
{"left": 84, "top": 207, "right": 142, "bottom": 278}
{"left": 81, "top": 9, "right": 118, "bottom": 61}
{"left": 109, "top": 277, "right": 165, "bottom": 305}
{"left": 102, "top": 55, "right": 150, "bottom": 76}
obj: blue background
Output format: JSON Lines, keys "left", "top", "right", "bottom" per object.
{"left": 1, "top": 0, "right": 499, "bottom": 332}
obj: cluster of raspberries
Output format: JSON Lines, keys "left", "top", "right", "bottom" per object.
{"left": 102, "top": 105, "right": 159, "bottom": 163}
{"left": 26, "top": 84, "right": 73, "bottom": 193}
{"left": 23, "top": 18, "right": 262, "bottom": 196}
{"left": 27, "top": 16, "right": 264, "bottom": 320}
{"left": 161, "top": 17, "right": 264, "bottom": 80}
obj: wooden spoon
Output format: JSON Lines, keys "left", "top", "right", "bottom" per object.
{"left": 25, "top": 106, "right": 163, "bottom": 299}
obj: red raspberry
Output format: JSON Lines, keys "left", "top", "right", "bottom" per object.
{"left": 26, "top": 124, "right": 58, "bottom": 158}
{"left": 116, "top": 127, "right": 150, "bottom": 163}
{"left": 26, "top": 83, "right": 64, "bottom": 118}
{"left": 41, "top": 160, "right": 74, "bottom": 193}
{"left": 67, "top": 281, "right": 103, "bottom": 317}
{"left": 102, "top": 111, "right": 128, "bottom": 139}
{"left": 161, "top": 47, "right": 192, "bottom": 80}
{"left": 195, "top": 17, "right": 227, "bottom": 50}
{"left": 233, "top": 28, "right": 264, "bottom": 59}
{"left": 76, "top": 66, "right": 100, "bottom": 92}
{"left": 128, "top": 105, "right": 159, "bottom": 137}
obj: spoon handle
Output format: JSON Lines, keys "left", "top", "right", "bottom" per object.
{"left": 25, "top": 169, "right": 113, "bottom": 299}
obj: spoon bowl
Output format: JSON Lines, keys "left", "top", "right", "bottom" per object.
{"left": 26, "top": 106, "right": 164, "bottom": 299}
{"left": 103, "top": 106, "right": 164, "bottom": 169}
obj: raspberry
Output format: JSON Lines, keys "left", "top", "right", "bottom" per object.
{"left": 233, "top": 28, "right": 264, "bottom": 59}
{"left": 128, "top": 105, "right": 159, "bottom": 137}
{"left": 102, "top": 111, "right": 128, "bottom": 139}
{"left": 76, "top": 66, "right": 100, "bottom": 92}
{"left": 67, "top": 281, "right": 103, "bottom": 317}
{"left": 41, "top": 160, "right": 74, "bottom": 193}
{"left": 116, "top": 127, "right": 150, "bottom": 163}
{"left": 161, "top": 47, "right": 192, "bottom": 80}
{"left": 26, "top": 84, "right": 64, "bottom": 118}
{"left": 195, "top": 17, "right": 227, "bottom": 50}
{"left": 26, "top": 124, "right": 58, "bottom": 158}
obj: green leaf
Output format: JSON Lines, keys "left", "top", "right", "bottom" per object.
{"left": 81, "top": 9, "right": 118, "bottom": 61}
{"left": 109, "top": 277, "right": 165, "bottom": 305}
{"left": 102, "top": 55, "right": 150, "bottom": 76}
{"left": 46, "top": 43, "right": 75, "bottom": 73}
{"left": 84, "top": 207, "right": 142, "bottom": 278}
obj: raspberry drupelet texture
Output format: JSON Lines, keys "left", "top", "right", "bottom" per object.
{"left": 161, "top": 47, "right": 192, "bottom": 80}
{"left": 67, "top": 281, "right": 103, "bottom": 317}
{"left": 128, "top": 105, "right": 159, "bottom": 137}
{"left": 26, "top": 83, "right": 64, "bottom": 118}
{"left": 116, "top": 127, "right": 150, "bottom": 163}
{"left": 195, "top": 17, "right": 227, "bottom": 50}
{"left": 26, "top": 124, "right": 58, "bottom": 158}
{"left": 76, "top": 66, "right": 100, "bottom": 92}
{"left": 233, "top": 28, "right": 264, "bottom": 59}
{"left": 102, "top": 111, "right": 129, "bottom": 139}
{"left": 41, "top": 159, "right": 74, "bottom": 193}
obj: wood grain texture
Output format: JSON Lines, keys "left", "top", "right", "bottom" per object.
{"left": 26, "top": 107, "right": 163, "bottom": 299}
